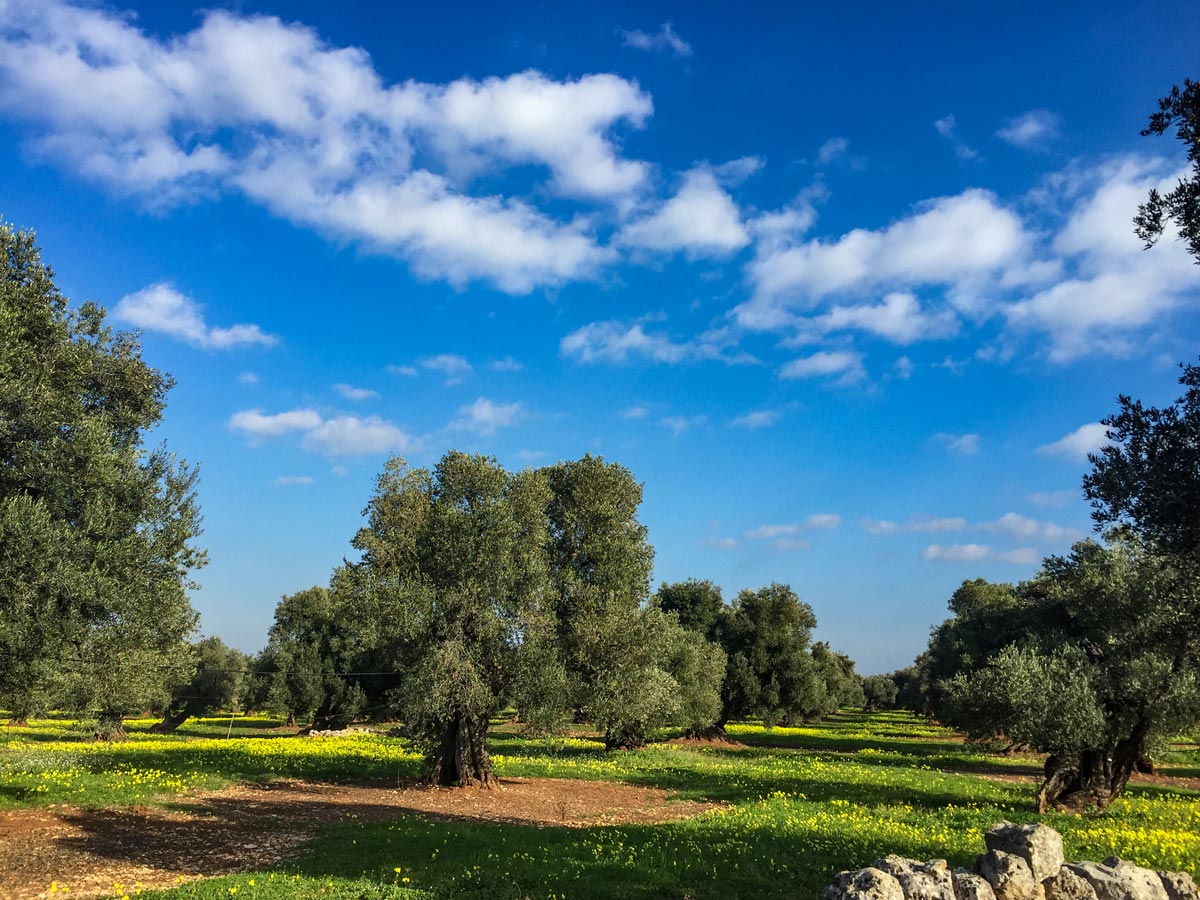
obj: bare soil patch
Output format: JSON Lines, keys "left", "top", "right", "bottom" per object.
{"left": 0, "top": 777, "right": 716, "bottom": 899}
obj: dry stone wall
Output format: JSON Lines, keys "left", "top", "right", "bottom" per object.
{"left": 822, "top": 823, "right": 1198, "bottom": 900}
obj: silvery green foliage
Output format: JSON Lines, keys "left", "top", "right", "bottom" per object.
{"left": 0, "top": 222, "right": 204, "bottom": 734}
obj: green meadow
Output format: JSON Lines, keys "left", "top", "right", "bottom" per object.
{"left": 2, "top": 712, "right": 1197, "bottom": 900}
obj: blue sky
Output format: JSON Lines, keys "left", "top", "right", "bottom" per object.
{"left": 1, "top": 0, "right": 1197, "bottom": 673}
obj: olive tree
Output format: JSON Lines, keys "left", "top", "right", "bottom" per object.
{"left": 152, "top": 637, "right": 251, "bottom": 733}
{"left": 939, "top": 538, "right": 1199, "bottom": 812}
{"left": 347, "top": 453, "right": 552, "bottom": 786}
{"left": 0, "top": 222, "right": 204, "bottom": 738}
{"left": 1135, "top": 78, "right": 1199, "bottom": 260}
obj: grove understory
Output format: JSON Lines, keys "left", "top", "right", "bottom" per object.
{"left": 0, "top": 711, "right": 1196, "bottom": 900}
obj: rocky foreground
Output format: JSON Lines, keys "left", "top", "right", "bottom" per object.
{"left": 823, "top": 822, "right": 1198, "bottom": 900}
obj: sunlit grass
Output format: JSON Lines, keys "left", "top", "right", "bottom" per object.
{"left": 3, "top": 711, "right": 1197, "bottom": 899}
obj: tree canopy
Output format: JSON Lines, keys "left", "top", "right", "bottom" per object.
{"left": 0, "top": 222, "right": 205, "bottom": 736}
{"left": 1135, "top": 78, "right": 1200, "bottom": 261}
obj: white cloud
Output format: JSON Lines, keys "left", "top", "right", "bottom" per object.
{"left": 229, "top": 407, "right": 413, "bottom": 456}
{"left": 419, "top": 354, "right": 473, "bottom": 383}
{"left": 114, "top": 283, "right": 277, "bottom": 349}
{"left": 799, "top": 292, "right": 958, "bottom": 345}
{"left": 237, "top": 371, "right": 259, "bottom": 385}
{"left": 999, "top": 547, "right": 1041, "bottom": 565}
{"left": 907, "top": 516, "right": 969, "bottom": 533}
{"left": 779, "top": 350, "right": 865, "bottom": 382}
{"left": 934, "top": 432, "right": 981, "bottom": 455}
{"left": 892, "top": 356, "right": 914, "bottom": 380}
{"left": 620, "top": 23, "right": 693, "bottom": 57}
{"left": 806, "top": 513, "right": 842, "bottom": 530}
{"left": 933, "top": 114, "right": 979, "bottom": 160}
{"left": 661, "top": 415, "right": 705, "bottom": 437}
{"left": 620, "top": 405, "right": 649, "bottom": 420}
{"left": 302, "top": 415, "right": 414, "bottom": 456}
{"left": 983, "top": 512, "right": 1082, "bottom": 542}
{"left": 274, "top": 475, "right": 314, "bottom": 486}
{"left": 816, "top": 137, "right": 849, "bottom": 166}
{"left": 921, "top": 543, "right": 991, "bottom": 562}
{"left": 620, "top": 167, "right": 750, "bottom": 257}
{"left": 862, "top": 518, "right": 899, "bottom": 535}
{"left": 561, "top": 319, "right": 742, "bottom": 366}
{"left": 331, "top": 465, "right": 349, "bottom": 477}
{"left": 730, "top": 410, "right": 780, "bottom": 429}
{"left": 0, "top": 2, "right": 649, "bottom": 292}
{"left": 334, "top": 383, "right": 380, "bottom": 401}
{"left": 450, "top": 398, "right": 524, "bottom": 436}
{"left": 1038, "top": 423, "right": 1109, "bottom": 461}
{"left": 742, "top": 189, "right": 1027, "bottom": 328}
{"left": 1006, "top": 160, "right": 1200, "bottom": 360}
{"left": 745, "top": 515, "right": 840, "bottom": 540}
{"left": 387, "top": 364, "right": 419, "bottom": 377}
{"left": 229, "top": 408, "right": 323, "bottom": 439}
{"left": 488, "top": 356, "right": 523, "bottom": 372}
{"left": 701, "top": 535, "right": 738, "bottom": 550}
{"left": 997, "top": 110, "right": 1060, "bottom": 148}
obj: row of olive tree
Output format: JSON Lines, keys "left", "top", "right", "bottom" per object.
{"left": 250, "top": 453, "right": 864, "bottom": 786}
{"left": 885, "top": 77, "right": 1200, "bottom": 815}
{"left": 901, "top": 357, "right": 1200, "bottom": 813}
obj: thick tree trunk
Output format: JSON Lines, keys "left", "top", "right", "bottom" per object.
{"left": 605, "top": 722, "right": 647, "bottom": 751}
{"left": 682, "top": 717, "right": 730, "bottom": 741}
{"left": 94, "top": 711, "right": 127, "bottom": 742}
{"left": 310, "top": 697, "right": 341, "bottom": 731}
{"left": 1036, "top": 725, "right": 1148, "bottom": 813}
{"left": 428, "top": 714, "right": 496, "bottom": 788}
{"left": 149, "top": 707, "right": 191, "bottom": 734}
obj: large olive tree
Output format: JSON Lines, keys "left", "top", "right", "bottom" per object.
{"left": 346, "top": 453, "right": 552, "bottom": 786}
{"left": 0, "top": 222, "right": 204, "bottom": 737}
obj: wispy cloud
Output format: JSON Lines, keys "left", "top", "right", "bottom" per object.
{"left": 450, "top": 398, "right": 524, "bottom": 436}
{"left": 1037, "top": 423, "right": 1109, "bottom": 460}
{"left": 997, "top": 110, "right": 1060, "bottom": 148}
{"left": 334, "top": 383, "right": 380, "bottom": 401}
{"left": 921, "top": 543, "right": 991, "bottom": 562}
{"left": 730, "top": 410, "right": 781, "bottom": 429}
{"left": 619, "top": 22, "right": 693, "bottom": 57}
{"left": 933, "top": 432, "right": 981, "bottom": 456}
{"left": 933, "top": 114, "right": 980, "bottom": 161}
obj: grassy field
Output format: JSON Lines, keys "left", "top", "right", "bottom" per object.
{"left": 2, "top": 712, "right": 1197, "bottom": 899}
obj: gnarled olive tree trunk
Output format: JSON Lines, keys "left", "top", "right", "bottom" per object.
{"left": 1036, "top": 724, "right": 1148, "bottom": 813}
{"left": 93, "top": 711, "right": 128, "bottom": 742}
{"left": 149, "top": 706, "right": 192, "bottom": 734}
{"left": 428, "top": 714, "right": 496, "bottom": 788}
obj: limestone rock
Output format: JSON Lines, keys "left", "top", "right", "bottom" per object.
{"left": 1099, "top": 859, "right": 1169, "bottom": 900}
{"left": 823, "top": 867, "right": 907, "bottom": 900}
{"left": 976, "top": 850, "right": 1045, "bottom": 900}
{"left": 1064, "top": 862, "right": 1130, "bottom": 900}
{"left": 984, "top": 822, "right": 1066, "bottom": 883}
{"left": 873, "top": 855, "right": 956, "bottom": 900}
{"left": 953, "top": 869, "right": 998, "bottom": 900}
{"left": 1045, "top": 866, "right": 1099, "bottom": 900}
{"left": 1158, "top": 872, "right": 1200, "bottom": 900}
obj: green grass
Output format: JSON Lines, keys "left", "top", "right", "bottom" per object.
{"left": 4, "top": 712, "right": 1198, "bottom": 899}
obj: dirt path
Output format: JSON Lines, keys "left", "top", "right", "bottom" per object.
{"left": 0, "top": 777, "right": 717, "bottom": 899}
